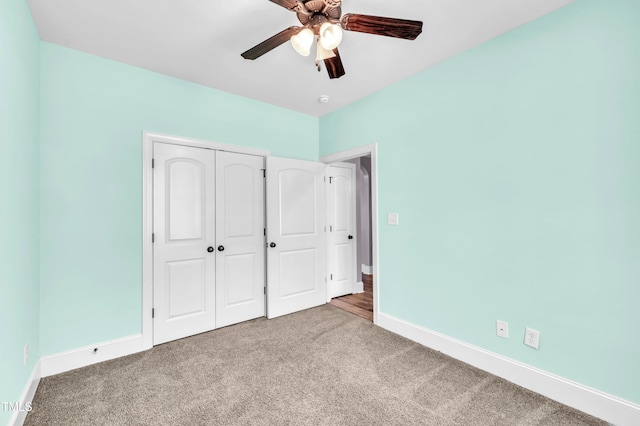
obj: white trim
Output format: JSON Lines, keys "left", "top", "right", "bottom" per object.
{"left": 143, "top": 132, "right": 269, "bottom": 156}
{"left": 40, "top": 335, "right": 144, "bottom": 377}
{"left": 9, "top": 360, "right": 41, "bottom": 426}
{"left": 142, "top": 131, "right": 271, "bottom": 349}
{"left": 361, "top": 264, "right": 372, "bottom": 275}
{"left": 142, "top": 134, "right": 154, "bottom": 350}
{"left": 320, "top": 145, "right": 375, "bottom": 164}
{"left": 354, "top": 281, "right": 364, "bottom": 294}
{"left": 320, "top": 144, "right": 379, "bottom": 324}
{"left": 378, "top": 313, "right": 640, "bottom": 426}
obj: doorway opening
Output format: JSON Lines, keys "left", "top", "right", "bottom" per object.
{"left": 321, "top": 145, "right": 378, "bottom": 323}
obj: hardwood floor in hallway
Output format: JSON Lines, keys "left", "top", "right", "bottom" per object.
{"left": 329, "top": 274, "right": 373, "bottom": 321}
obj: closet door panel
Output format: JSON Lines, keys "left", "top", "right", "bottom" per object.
{"left": 215, "top": 151, "right": 266, "bottom": 328}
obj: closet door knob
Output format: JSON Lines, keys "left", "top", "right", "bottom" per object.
{"left": 348, "top": 235, "right": 353, "bottom": 240}
{"left": 207, "top": 247, "right": 214, "bottom": 253}
{"left": 217, "top": 245, "right": 225, "bottom": 252}
{"left": 269, "top": 242, "right": 276, "bottom": 248}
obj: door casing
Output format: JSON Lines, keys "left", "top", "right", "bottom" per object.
{"left": 321, "top": 144, "right": 379, "bottom": 325}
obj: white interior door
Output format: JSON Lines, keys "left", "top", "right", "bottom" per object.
{"left": 153, "top": 143, "right": 216, "bottom": 345}
{"left": 266, "top": 156, "right": 327, "bottom": 319}
{"left": 327, "top": 163, "right": 357, "bottom": 299}
{"left": 215, "top": 151, "right": 266, "bottom": 328}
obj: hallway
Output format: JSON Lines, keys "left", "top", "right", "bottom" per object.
{"left": 329, "top": 274, "right": 373, "bottom": 321}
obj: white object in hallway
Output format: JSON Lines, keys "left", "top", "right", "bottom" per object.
{"left": 153, "top": 143, "right": 216, "bottom": 345}
{"left": 327, "top": 163, "right": 357, "bottom": 299}
{"left": 266, "top": 156, "right": 327, "bottom": 319}
{"left": 215, "top": 151, "right": 266, "bottom": 328}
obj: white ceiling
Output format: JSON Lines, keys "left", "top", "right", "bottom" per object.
{"left": 27, "top": 0, "right": 573, "bottom": 117}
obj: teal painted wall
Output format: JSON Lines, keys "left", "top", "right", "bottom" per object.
{"left": 320, "top": 0, "right": 640, "bottom": 404}
{"left": 4, "top": 0, "right": 638, "bottom": 415}
{"left": 39, "top": 43, "right": 319, "bottom": 356}
{"left": 0, "top": 0, "right": 41, "bottom": 423}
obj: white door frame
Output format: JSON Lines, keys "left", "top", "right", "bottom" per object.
{"left": 320, "top": 144, "right": 379, "bottom": 325}
{"left": 142, "top": 131, "right": 269, "bottom": 350}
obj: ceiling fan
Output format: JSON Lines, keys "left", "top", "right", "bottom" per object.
{"left": 241, "top": 0, "right": 423, "bottom": 79}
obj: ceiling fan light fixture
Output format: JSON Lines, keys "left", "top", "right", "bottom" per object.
{"left": 319, "top": 22, "right": 343, "bottom": 51}
{"left": 291, "top": 28, "right": 315, "bottom": 56}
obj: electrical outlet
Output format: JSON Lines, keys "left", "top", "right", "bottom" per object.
{"left": 496, "top": 320, "right": 509, "bottom": 338}
{"left": 388, "top": 213, "right": 399, "bottom": 225}
{"left": 24, "top": 343, "right": 29, "bottom": 366}
{"left": 524, "top": 327, "right": 540, "bottom": 349}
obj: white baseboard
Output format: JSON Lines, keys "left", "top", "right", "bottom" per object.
{"left": 354, "top": 281, "right": 364, "bottom": 293}
{"left": 361, "top": 264, "right": 372, "bottom": 275}
{"left": 9, "top": 359, "right": 41, "bottom": 426}
{"left": 378, "top": 313, "right": 640, "bottom": 426}
{"left": 41, "top": 334, "right": 144, "bottom": 377}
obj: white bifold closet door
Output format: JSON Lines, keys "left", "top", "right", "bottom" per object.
{"left": 266, "top": 156, "right": 327, "bottom": 319}
{"left": 153, "top": 143, "right": 216, "bottom": 345}
{"left": 153, "top": 143, "right": 265, "bottom": 345}
{"left": 215, "top": 151, "right": 265, "bottom": 328}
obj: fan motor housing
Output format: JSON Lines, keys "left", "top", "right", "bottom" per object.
{"left": 297, "top": 0, "right": 341, "bottom": 26}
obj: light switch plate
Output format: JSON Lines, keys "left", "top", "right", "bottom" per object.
{"left": 388, "top": 213, "right": 399, "bottom": 225}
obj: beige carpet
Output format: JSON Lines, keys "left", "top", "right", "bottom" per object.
{"left": 25, "top": 305, "right": 606, "bottom": 425}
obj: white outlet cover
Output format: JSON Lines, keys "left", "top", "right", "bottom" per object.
{"left": 524, "top": 327, "right": 540, "bottom": 349}
{"left": 388, "top": 213, "right": 399, "bottom": 225}
{"left": 496, "top": 320, "right": 509, "bottom": 338}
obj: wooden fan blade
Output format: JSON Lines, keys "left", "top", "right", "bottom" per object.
{"left": 241, "top": 27, "right": 301, "bottom": 60}
{"left": 324, "top": 48, "right": 345, "bottom": 79}
{"left": 341, "top": 13, "right": 423, "bottom": 40}
{"left": 268, "top": 0, "right": 299, "bottom": 11}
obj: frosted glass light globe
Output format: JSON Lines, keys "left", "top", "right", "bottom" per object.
{"left": 291, "top": 28, "right": 315, "bottom": 56}
{"left": 319, "top": 23, "right": 343, "bottom": 51}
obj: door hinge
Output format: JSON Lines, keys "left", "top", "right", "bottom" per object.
{"left": 329, "top": 176, "right": 333, "bottom": 184}
{"left": 264, "top": 228, "right": 266, "bottom": 236}
{"left": 262, "top": 169, "right": 266, "bottom": 178}
{"left": 152, "top": 233, "right": 155, "bottom": 243}
{"left": 264, "top": 287, "right": 266, "bottom": 294}
{"left": 330, "top": 274, "right": 333, "bottom": 280}
{"left": 152, "top": 308, "right": 155, "bottom": 318}
{"left": 152, "top": 159, "right": 155, "bottom": 168}
{"left": 330, "top": 225, "right": 333, "bottom": 232}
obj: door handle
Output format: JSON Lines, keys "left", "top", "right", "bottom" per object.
{"left": 217, "top": 245, "right": 225, "bottom": 252}
{"left": 207, "top": 246, "right": 214, "bottom": 253}
{"left": 348, "top": 235, "right": 353, "bottom": 240}
{"left": 269, "top": 242, "right": 276, "bottom": 248}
